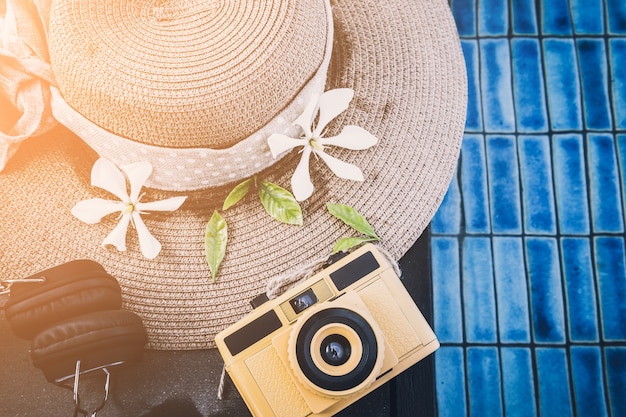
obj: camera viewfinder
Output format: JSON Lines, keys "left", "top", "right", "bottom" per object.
{"left": 290, "top": 288, "right": 318, "bottom": 314}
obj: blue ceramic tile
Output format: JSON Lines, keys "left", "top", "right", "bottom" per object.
{"left": 543, "top": 39, "right": 583, "bottom": 131}
{"left": 570, "top": 347, "right": 609, "bottom": 417}
{"left": 536, "top": 348, "right": 574, "bottom": 417}
{"left": 561, "top": 238, "right": 599, "bottom": 342}
{"left": 607, "top": 0, "right": 626, "bottom": 34}
{"left": 540, "top": 0, "right": 573, "bottom": 35}
{"left": 501, "top": 348, "right": 537, "bottom": 417}
{"left": 552, "top": 134, "right": 591, "bottom": 235}
{"left": 618, "top": 135, "right": 626, "bottom": 219}
{"left": 432, "top": 237, "right": 464, "bottom": 343}
{"left": 526, "top": 238, "right": 566, "bottom": 344}
{"left": 578, "top": 40, "right": 612, "bottom": 130}
{"left": 588, "top": 134, "right": 624, "bottom": 233}
{"left": 432, "top": 167, "right": 461, "bottom": 235}
{"left": 511, "top": 39, "right": 548, "bottom": 133}
{"left": 451, "top": 0, "right": 476, "bottom": 36}
{"left": 511, "top": 0, "right": 538, "bottom": 35}
{"left": 462, "top": 40, "right": 483, "bottom": 132}
{"left": 519, "top": 136, "right": 557, "bottom": 235}
{"left": 610, "top": 39, "right": 626, "bottom": 130}
{"left": 493, "top": 237, "right": 531, "bottom": 343}
{"left": 435, "top": 348, "right": 467, "bottom": 417}
{"left": 467, "top": 347, "right": 503, "bottom": 416}
{"left": 594, "top": 237, "right": 626, "bottom": 341}
{"left": 486, "top": 136, "right": 522, "bottom": 234}
{"left": 570, "top": 0, "right": 605, "bottom": 34}
{"left": 478, "top": 0, "right": 508, "bottom": 36}
{"left": 460, "top": 135, "right": 491, "bottom": 234}
{"left": 480, "top": 39, "right": 516, "bottom": 132}
{"left": 462, "top": 237, "right": 497, "bottom": 343}
{"left": 605, "top": 347, "right": 626, "bottom": 417}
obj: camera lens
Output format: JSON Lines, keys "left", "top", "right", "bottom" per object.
{"left": 320, "top": 334, "right": 351, "bottom": 366}
{"left": 293, "top": 307, "right": 380, "bottom": 393}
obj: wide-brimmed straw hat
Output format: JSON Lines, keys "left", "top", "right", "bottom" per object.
{"left": 0, "top": 0, "right": 466, "bottom": 349}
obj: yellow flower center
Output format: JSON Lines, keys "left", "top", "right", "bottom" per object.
{"left": 309, "top": 138, "right": 324, "bottom": 152}
{"left": 123, "top": 202, "right": 136, "bottom": 215}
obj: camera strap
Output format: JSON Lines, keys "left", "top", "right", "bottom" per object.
{"left": 264, "top": 244, "right": 401, "bottom": 300}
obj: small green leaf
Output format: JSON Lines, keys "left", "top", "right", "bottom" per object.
{"left": 223, "top": 178, "right": 252, "bottom": 210}
{"left": 205, "top": 210, "right": 228, "bottom": 283}
{"left": 326, "top": 203, "right": 379, "bottom": 239}
{"left": 258, "top": 181, "right": 303, "bottom": 225}
{"left": 332, "top": 237, "right": 378, "bottom": 254}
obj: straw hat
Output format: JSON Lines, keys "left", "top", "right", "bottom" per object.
{"left": 0, "top": 0, "right": 466, "bottom": 349}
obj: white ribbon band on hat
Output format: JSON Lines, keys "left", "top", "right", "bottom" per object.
{"left": 2, "top": 0, "right": 333, "bottom": 192}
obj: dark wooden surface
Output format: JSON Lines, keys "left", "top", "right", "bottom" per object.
{"left": 0, "top": 230, "right": 435, "bottom": 417}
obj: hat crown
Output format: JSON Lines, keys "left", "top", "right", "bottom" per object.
{"left": 48, "top": 0, "right": 329, "bottom": 150}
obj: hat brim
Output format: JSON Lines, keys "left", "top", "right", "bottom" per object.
{"left": 0, "top": 0, "right": 466, "bottom": 349}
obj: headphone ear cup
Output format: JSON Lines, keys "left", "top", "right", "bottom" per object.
{"left": 30, "top": 309, "right": 148, "bottom": 383}
{"left": 4, "top": 260, "right": 122, "bottom": 339}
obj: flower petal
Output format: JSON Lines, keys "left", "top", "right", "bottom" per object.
{"left": 122, "top": 161, "right": 153, "bottom": 202}
{"left": 317, "top": 151, "right": 365, "bottom": 181}
{"left": 292, "top": 147, "right": 314, "bottom": 201}
{"left": 91, "top": 158, "right": 129, "bottom": 201}
{"left": 267, "top": 134, "right": 304, "bottom": 158}
{"left": 313, "top": 88, "right": 354, "bottom": 136}
{"left": 293, "top": 93, "right": 319, "bottom": 138}
{"left": 102, "top": 213, "right": 131, "bottom": 252}
{"left": 132, "top": 212, "right": 162, "bottom": 259}
{"left": 71, "top": 198, "right": 124, "bottom": 224}
{"left": 137, "top": 196, "right": 187, "bottom": 213}
{"left": 318, "top": 125, "right": 378, "bottom": 150}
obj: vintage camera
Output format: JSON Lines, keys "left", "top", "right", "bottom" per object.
{"left": 215, "top": 244, "right": 439, "bottom": 417}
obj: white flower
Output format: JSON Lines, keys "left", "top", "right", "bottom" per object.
{"left": 71, "top": 158, "right": 187, "bottom": 259}
{"left": 267, "top": 88, "right": 378, "bottom": 201}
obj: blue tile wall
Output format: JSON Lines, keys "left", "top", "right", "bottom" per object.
{"left": 541, "top": 0, "right": 573, "bottom": 35}
{"left": 480, "top": 40, "right": 516, "bottom": 132}
{"left": 536, "top": 348, "right": 574, "bottom": 416}
{"left": 500, "top": 348, "right": 537, "bottom": 417}
{"left": 588, "top": 134, "right": 624, "bottom": 233}
{"left": 486, "top": 136, "right": 522, "bottom": 233}
{"left": 552, "top": 134, "right": 590, "bottom": 235}
{"left": 518, "top": 136, "right": 556, "bottom": 234}
{"left": 511, "top": 0, "right": 538, "bottom": 35}
{"left": 544, "top": 39, "right": 583, "bottom": 131}
{"left": 493, "top": 237, "right": 530, "bottom": 343}
{"left": 607, "top": 0, "right": 626, "bottom": 34}
{"left": 460, "top": 135, "right": 490, "bottom": 233}
{"left": 511, "top": 39, "right": 548, "bottom": 132}
{"left": 462, "top": 238, "right": 498, "bottom": 343}
{"left": 571, "top": 0, "right": 605, "bottom": 34}
{"left": 570, "top": 346, "right": 609, "bottom": 417}
{"left": 432, "top": 1, "right": 626, "bottom": 416}
{"left": 605, "top": 347, "right": 626, "bottom": 416}
{"left": 561, "top": 238, "right": 599, "bottom": 342}
{"left": 435, "top": 347, "right": 467, "bottom": 417}
{"left": 467, "top": 347, "right": 503, "bottom": 416}
{"left": 578, "top": 40, "right": 612, "bottom": 130}
{"left": 462, "top": 41, "right": 483, "bottom": 132}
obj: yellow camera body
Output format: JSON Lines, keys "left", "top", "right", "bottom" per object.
{"left": 215, "top": 244, "right": 439, "bottom": 417}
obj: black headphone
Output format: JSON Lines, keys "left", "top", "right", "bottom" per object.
{"left": 3, "top": 260, "right": 148, "bottom": 416}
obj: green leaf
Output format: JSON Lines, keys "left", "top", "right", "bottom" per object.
{"left": 204, "top": 210, "right": 228, "bottom": 283}
{"left": 332, "top": 237, "right": 378, "bottom": 254}
{"left": 223, "top": 178, "right": 252, "bottom": 210}
{"left": 258, "top": 181, "right": 303, "bottom": 225}
{"left": 326, "top": 203, "right": 379, "bottom": 239}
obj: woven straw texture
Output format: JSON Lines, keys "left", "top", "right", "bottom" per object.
{"left": 0, "top": 0, "right": 466, "bottom": 350}
{"left": 49, "top": 0, "right": 328, "bottom": 148}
